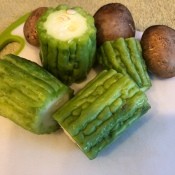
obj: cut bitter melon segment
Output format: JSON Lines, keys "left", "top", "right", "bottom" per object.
{"left": 97, "top": 37, "right": 151, "bottom": 91}
{"left": 53, "top": 69, "right": 150, "bottom": 159}
{"left": 37, "top": 5, "right": 96, "bottom": 84}
{"left": 0, "top": 54, "right": 73, "bottom": 134}
{"left": 44, "top": 10, "right": 87, "bottom": 41}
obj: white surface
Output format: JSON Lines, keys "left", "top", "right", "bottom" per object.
{"left": 0, "top": 24, "right": 175, "bottom": 175}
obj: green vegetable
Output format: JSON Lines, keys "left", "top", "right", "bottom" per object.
{"left": 53, "top": 69, "right": 150, "bottom": 159}
{"left": 0, "top": 54, "right": 73, "bottom": 134}
{"left": 37, "top": 4, "right": 96, "bottom": 84}
{"left": 97, "top": 37, "right": 151, "bottom": 91}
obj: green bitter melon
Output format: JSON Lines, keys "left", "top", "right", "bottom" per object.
{"left": 37, "top": 4, "right": 96, "bottom": 84}
{"left": 0, "top": 54, "right": 73, "bottom": 134}
{"left": 97, "top": 37, "right": 151, "bottom": 91}
{"left": 54, "top": 69, "right": 150, "bottom": 159}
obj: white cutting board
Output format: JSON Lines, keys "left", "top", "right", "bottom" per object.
{"left": 0, "top": 23, "right": 175, "bottom": 175}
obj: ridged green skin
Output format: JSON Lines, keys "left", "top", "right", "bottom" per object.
{"left": 54, "top": 69, "right": 150, "bottom": 159}
{"left": 37, "top": 5, "right": 96, "bottom": 84}
{"left": 97, "top": 37, "right": 151, "bottom": 91}
{"left": 0, "top": 54, "right": 73, "bottom": 134}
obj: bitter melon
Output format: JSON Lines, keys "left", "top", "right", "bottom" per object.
{"left": 37, "top": 4, "right": 96, "bottom": 84}
{"left": 97, "top": 37, "right": 151, "bottom": 91}
{"left": 0, "top": 54, "right": 73, "bottom": 134}
{"left": 53, "top": 69, "right": 150, "bottom": 159}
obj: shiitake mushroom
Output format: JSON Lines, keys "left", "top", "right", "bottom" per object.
{"left": 141, "top": 25, "right": 175, "bottom": 78}
{"left": 94, "top": 3, "right": 135, "bottom": 46}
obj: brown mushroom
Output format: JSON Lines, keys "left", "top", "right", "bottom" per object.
{"left": 23, "top": 7, "right": 48, "bottom": 46}
{"left": 141, "top": 25, "right": 175, "bottom": 78}
{"left": 94, "top": 3, "right": 135, "bottom": 46}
